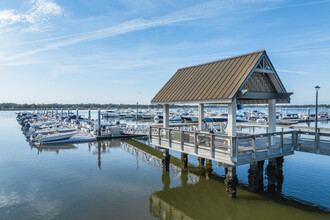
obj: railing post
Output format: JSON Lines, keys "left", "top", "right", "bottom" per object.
{"left": 267, "top": 133, "right": 271, "bottom": 156}
{"left": 211, "top": 134, "right": 215, "bottom": 158}
{"left": 252, "top": 135, "right": 256, "bottom": 160}
{"left": 149, "top": 126, "right": 152, "bottom": 141}
{"left": 180, "top": 130, "right": 184, "bottom": 151}
{"left": 169, "top": 128, "right": 172, "bottom": 148}
{"left": 231, "top": 136, "right": 238, "bottom": 163}
{"left": 194, "top": 132, "right": 198, "bottom": 154}
{"left": 158, "top": 127, "right": 161, "bottom": 145}
{"left": 280, "top": 132, "right": 284, "bottom": 153}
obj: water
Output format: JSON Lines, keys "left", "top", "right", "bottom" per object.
{"left": 0, "top": 111, "right": 329, "bottom": 219}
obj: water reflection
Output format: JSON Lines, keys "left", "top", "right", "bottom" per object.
{"left": 150, "top": 169, "right": 328, "bottom": 220}
{"left": 121, "top": 141, "right": 329, "bottom": 218}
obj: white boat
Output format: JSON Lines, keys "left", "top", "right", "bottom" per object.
{"left": 36, "top": 131, "right": 77, "bottom": 143}
{"left": 101, "top": 110, "right": 120, "bottom": 117}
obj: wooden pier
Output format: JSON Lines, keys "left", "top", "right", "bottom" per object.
{"left": 148, "top": 50, "right": 323, "bottom": 197}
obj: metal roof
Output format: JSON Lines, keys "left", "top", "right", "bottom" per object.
{"left": 151, "top": 50, "right": 290, "bottom": 104}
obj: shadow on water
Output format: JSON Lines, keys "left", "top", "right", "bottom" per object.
{"left": 122, "top": 139, "right": 329, "bottom": 220}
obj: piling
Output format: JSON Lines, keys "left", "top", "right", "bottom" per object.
{"left": 61, "top": 108, "right": 63, "bottom": 120}
{"left": 162, "top": 149, "right": 170, "bottom": 171}
{"left": 198, "top": 157, "right": 205, "bottom": 166}
{"left": 248, "top": 160, "right": 264, "bottom": 192}
{"left": 88, "top": 109, "right": 91, "bottom": 122}
{"left": 76, "top": 109, "right": 79, "bottom": 123}
{"left": 181, "top": 153, "right": 188, "bottom": 168}
{"left": 225, "top": 166, "right": 238, "bottom": 198}
{"left": 98, "top": 109, "right": 101, "bottom": 135}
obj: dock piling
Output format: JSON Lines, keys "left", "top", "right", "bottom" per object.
{"left": 248, "top": 161, "right": 264, "bottom": 192}
{"left": 162, "top": 149, "right": 170, "bottom": 171}
{"left": 181, "top": 153, "right": 188, "bottom": 168}
{"left": 225, "top": 166, "right": 238, "bottom": 198}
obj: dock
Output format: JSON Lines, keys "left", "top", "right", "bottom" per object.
{"left": 147, "top": 50, "right": 330, "bottom": 197}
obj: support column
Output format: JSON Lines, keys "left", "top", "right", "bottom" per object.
{"left": 163, "top": 104, "right": 169, "bottom": 128}
{"left": 248, "top": 160, "right": 264, "bottom": 192}
{"left": 198, "top": 157, "right": 205, "bottom": 166}
{"left": 266, "top": 158, "right": 277, "bottom": 193}
{"left": 98, "top": 108, "right": 101, "bottom": 135}
{"left": 162, "top": 149, "right": 170, "bottom": 171}
{"left": 198, "top": 103, "right": 204, "bottom": 131}
{"left": 227, "top": 99, "right": 237, "bottom": 137}
{"left": 225, "top": 166, "right": 238, "bottom": 198}
{"left": 268, "top": 99, "right": 276, "bottom": 145}
{"left": 181, "top": 153, "right": 188, "bottom": 168}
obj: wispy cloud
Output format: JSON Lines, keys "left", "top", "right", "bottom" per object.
{"left": 0, "top": 0, "right": 65, "bottom": 31}
{"left": 277, "top": 69, "right": 316, "bottom": 76}
{"left": 1, "top": 0, "right": 279, "bottom": 60}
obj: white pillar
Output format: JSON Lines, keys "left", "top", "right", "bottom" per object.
{"left": 198, "top": 103, "right": 204, "bottom": 131}
{"left": 98, "top": 109, "right": 101, "bottom": 129}
{"left": 227, "top": 99, "right": 237, "bottom": 137}
{"left": 163, "top": 104, "right": 169, "bottom": 128}
{"left": 268, "top": 99, "right": 276, "bottom": 144}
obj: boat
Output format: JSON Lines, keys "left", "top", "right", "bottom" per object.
{"left": 36, "top": 131, "right": 77, "bottom": 143}
{"left": 101, "top": 110, "right": 120, "bottom": 117}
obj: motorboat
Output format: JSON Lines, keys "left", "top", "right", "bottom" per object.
{"left": 36, "top": 131, "right": 77, "bottom": 143}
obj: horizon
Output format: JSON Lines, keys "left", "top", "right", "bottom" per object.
{"left": 1, "top": 0, "right": 330, "bottom": 104}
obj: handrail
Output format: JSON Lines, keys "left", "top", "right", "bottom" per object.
{"left": 238, "top": 131, "right": 294, "bottom": 139}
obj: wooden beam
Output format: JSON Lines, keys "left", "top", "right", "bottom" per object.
{"left": 237, "top": 91, "right": 293, "bottom": 100}
{"left": 254, "top": 68, "right": 275, "bottom": 74}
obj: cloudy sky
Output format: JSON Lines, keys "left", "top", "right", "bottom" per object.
{"left": 0, "top": 0, "right": 329, "bottom": 104}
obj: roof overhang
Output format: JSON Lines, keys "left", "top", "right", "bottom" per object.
{"left": 237, "top": 91, "right": 293, "bottom": 100}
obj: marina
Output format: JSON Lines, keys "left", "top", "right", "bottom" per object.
{"left": 1, "top": 0, "right": 330, "bottom": 219}
{"left": 12, "top": 50, "right": 330, "bottom": 202}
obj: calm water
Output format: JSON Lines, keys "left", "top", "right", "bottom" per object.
{"left": 0, "top": 111, "right": 329, "bottom": 219}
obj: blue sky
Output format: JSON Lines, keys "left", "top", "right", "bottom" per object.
{"left": 0, "top": 0, "right": 329, "bottom": 105}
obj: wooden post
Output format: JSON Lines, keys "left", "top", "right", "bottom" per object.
{"left": 211, "top": 134, "right": 215, "bottom": 158}
{"left": 76, "top": 109, "right": 79, "bottom": 122}
{"left": 268, "top": 99, "right": 276, "bottom": 145}
{"left": 280, "top": 133, "right": 284, "bottom": 153}
{"left": 198, "top": 103, "right": 204, "bottom": 131}
{"left": 98, "top": 108, "right": 101, "bottom": 135}
{"left": 88, "top": 109, "right": 91, "bottom": 122}
{"left": 227, "top": 99, "right": 237, "bottom": 138}
{"left": 68, "top": 108, "right": 70, "bottom": 120}
{"left": 194, "top": 132, "right": 198, "bottom": 154}
{"left": 148, "top": 126, "right": 152, "bottom": 141}
{"left": 252, "top": 135, "right": 256, "bottom": 159}
{"left": 225, "top": 166, "right": 238, "bottom": 198}
{"left": 163, "top": 104, "right": 169, "bottom": 128}
{"left": 162, "top": 149, "right": 170, "bottom": 171}
{"left": 169, "top": 128, "right": 172, "bottom": 148}
{"left": 180, "top": 130, "right": 184, "bottom": 151}
{"left": 61, "top": 108, "right": 63, "bottom": 121}
{"left": 181, "top": 153, "right": 188, "bottom": 169}
{"left": 158, "top": 127, "right": 161, "bottom": 145}
{"left": 228, "top": 98, "right": 237, "bottom": 161}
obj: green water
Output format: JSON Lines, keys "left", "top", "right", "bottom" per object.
{"left": 0, "top": 111, "right": 329, "bottom": 219}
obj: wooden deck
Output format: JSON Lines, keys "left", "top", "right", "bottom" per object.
{"left": 150, "top": 126, "right": 296, "bottom": 166}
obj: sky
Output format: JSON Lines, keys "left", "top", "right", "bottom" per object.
{"left": 0, "top": 0, "right": 329, "bottom": 105}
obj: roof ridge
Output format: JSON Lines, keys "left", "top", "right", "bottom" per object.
{"left": 178, "top": 50, "right": 265, "bottom": 70}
